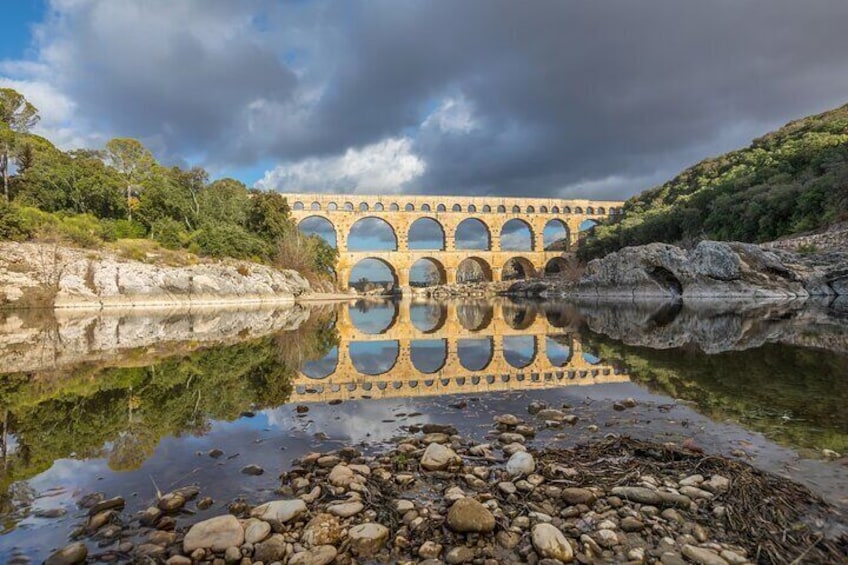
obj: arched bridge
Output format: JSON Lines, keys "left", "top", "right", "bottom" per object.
{"left": 286, "top": 193, "right": 624, "bottom": 288}
{"left": 289, "top": 299, "right": 629, "bottom": 403}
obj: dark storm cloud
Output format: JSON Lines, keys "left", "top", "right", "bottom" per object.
{"left": 7, "top": 0, "right": 848, "bottom": 199}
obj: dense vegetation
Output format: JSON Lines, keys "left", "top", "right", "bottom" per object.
{"left": 0, "top": 88, "right": 335, "bottom": 280}
{"left": 579, "top": 103, "right": 848, "bottom": 260}
{"left": 0, "top": 310, "right": 337, "bottom": 498}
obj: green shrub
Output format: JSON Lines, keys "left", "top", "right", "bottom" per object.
{"left": 0, "top": 202, "right": 34, "bottom": 241}
{"left": 149, "top": 218, "right": 189, "bottom": 250}
{"left": 53, "top": 214, "right": 108, "bottom": 247}
{"left": 106, "top": 219, "right": 147, "bottom": 240}
{"left": 193, "top": 224, "right": 269, "bottom": 259}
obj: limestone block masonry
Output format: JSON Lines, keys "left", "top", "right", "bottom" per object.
{"left": 286, "top": 192, "right": 625, "bottom": 288}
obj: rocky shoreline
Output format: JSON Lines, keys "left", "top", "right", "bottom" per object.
{"left": 43, "top": 402, "right": 847, "bottom": 565}
{"left": 508, "top": 239, "right": 848, "bottom": 301}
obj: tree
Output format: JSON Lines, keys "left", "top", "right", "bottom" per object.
{"left": 105, "top": 138, "right": 156, "bottom": 220}
{"left": 0, "top": 89, "right": 40, "bottom": 202}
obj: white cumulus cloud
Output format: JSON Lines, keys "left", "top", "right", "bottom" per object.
{"left": 256, "top": 137, "right": 426, "bottom": 194}
{"left": 421, "top": 95, "right": 479, "bottom": 134}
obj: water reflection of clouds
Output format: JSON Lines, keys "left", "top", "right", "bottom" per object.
{"left": 457, "top": 337, "right": 494, "bottom": 371}
{"left": 350, "top": 341, "right": 399, "bottom": 374}
{"left": 503, "top": 335, "right": 535, "bottom": 368}
{"left": 301, "top": 346, "right": 339, "bottom": 379}
{"left": 410, "top": 339, "right": 447, "bottom": 373}
{"left": 546, "top": 335, "right": 573, "bottom": 366}
{"left": 349, "top": 302, "right": 397, "bottom": 334}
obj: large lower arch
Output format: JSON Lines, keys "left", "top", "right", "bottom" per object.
{"left": 298, "top": 215, "right": 337, "bottom": 248}
{"left": 546, "top": 335, "right": 573, "bottom": 367}
{"left": 500, "top": 219, "right": 534, "bottom": 251}
{"left": 457, "top": 337, "right": 494, "bottom": 372}
{"left": 457, "top": 301, "right": 494, "bottom": 331}
{"left": 348, "top": 217, "right": 398, "bottom": 251}
{"left": 409, "top": 257, "right": 447, "bottom": 288}
{"left": 408, "top": 217, "right": 445, "bottom": 250}
{"left": 350, "top": 340, "right": 400, "bottom": 375}
{"left": 348, "top": 299, "right": 399, "bottom": 334}
{"left": 455, "top": 218, "right": 491, "bottom": 250}
{"left": 410, "top": 339, "right": 448, "bottom": 373}
{"left": 503, "top": 335, "right": 537, "bottom": 369}
{"left": 348, "top": 258, "right": 399, "bottom": 293}
{"left": 544, "top": 257, "right": 570, "bottom": 277}
{"left": 299, "top": 346, "right": 339, "bottom": 379}
{"left": 410, "top": 302, "right": 448, "bottom": 333}
{"left": 543, "top": 219, "right": 570, "bottom": 251}
{"left": 502, "top": 302, "right": 537, "bottom": 330}
{"left": 502, "top": 256, "right": 537, "bottom": 281}
{"left": 456, "top": 257, "right": 493, "bottom": 283}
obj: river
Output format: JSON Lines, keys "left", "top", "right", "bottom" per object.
{"left": 0, "top": 297, "right": 846, "bottom": 562}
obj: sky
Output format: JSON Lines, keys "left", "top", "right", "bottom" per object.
{"left": 2, "top": 0, "right": 848, "bottom": 202}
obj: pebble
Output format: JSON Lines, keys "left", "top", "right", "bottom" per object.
{"left": 531, "top": 523, "right": 574, "bottom": 562}
{"left": 682, "top": 544, "right": 730, "bottom": 565}
{"left": 506, "top": 451, "right": 535, "bottom": 476}
{"left": 420, "top": 442, "right": 461, "bottom": 471}
{"left": 244, "top": 518, "right": 272, "bottom": 544}
{"left": 349, "top": 523, "right": 389, "bottom": 557}
{"left": 446, "top": 498, "right": 496, "bottom": 533}
{"left": 183, "top": 515, "right": 244, "bottom": 553}
{"left": 288, "top": 545, "right": 337, "bottom": 565}
{"left": 45, "top": 543, "right": 87, "bottom": 565}
{"left": 250, "top": 499, "right": 307, "bottom": 526}
{"left": 241, "top": 464, "right": 264, "bottom": 476}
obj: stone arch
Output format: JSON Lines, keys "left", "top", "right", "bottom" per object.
{"left": 344, "top": 202, "right": 354, "bottom": 211}
{"left": 546, "top": 335, "right": 573, "bottom": 367}
{"left": 544, "top": 257, "right": 570, "bottom": 276}
{"left": 457, "top": 301, "right": 494, "bottom": 331}
{"left": 497, "top": 205, "right": 506, "bottom": 213}
{"left": 596, "top": 206, "right": 605, "bottom": 215}
{"left": 502, "top": 256, "right": 537, "bottom": 280}
{"left": 409, "top": 257, "right": 448, "bottom": 287}
{"left": 405, "top": 203, "right": 415, "bottom": 212}
{"left": 328, "top": 202, "right": 338, "bottom": 211}
{"left": 543, "top": 218, "right": 570, "bottom": 250}
{"left": 511, "top": 205, "right": 521, "bottom": 213}
{"left": 482, "top": 204, "right": 491, "bottom": 213}
{"left": 457, "top": 337, "right": 494, "bottom": 371}
{"left": 410, "top": 302, "right": 448, "bottom": 333}
{"left": 452, "top": 204, "right": 462, "bottom": 212}
{"left": 411, "top": 339, "right": 448, "bottom": 374}
{"left": 293, "top": 201, "right": 305, "bottom": 210}
{"left": 551, "top": 205, "right": 560, "bottom": 213}
{"left": 544, "top": 305, "right": 577, "bottom": 328}
{"left": 437, "top": 204, "right": 447, "bottom": 212}
{"left": 348, "top": 258, "right": 399, "bottom": 294}
{"left": 350, "top": 340, "right": 400, "bottom": 375}
{"left": 348, "top": 297, "right": 400, "bottom": 333}
{"left": 563, "top": 206, "right": 571, "bottom": 213}
{"left": 374, "top": 202, "right": 384, "bottom": 211}
{"left": 574, "top": 206, "right": 583, "bottom": 214}
{"left": 359, "top": 202, "right": 369, "bottom": 212}
{"left": 408, "top": 217, "right": 446, "bottom": 250}
{"left": 579, "top": 218, "right": 599, "bottom": 233}
{"left": 311, "top": 201, "right": 321, "bottom": 211}
{"left": 540, "top": 205, "right": 548, "bottom": 213}
{"left": 455, "top": 218, "right": 491, "bottom": 250}
{"left": 348, "top": 217, "right": 398, "bottom": 251}
{"left": 526, "top": 205, "right": 535, "bottom": 213}
{"left": 457, "top": 256, "right": 493, "bottom": 283}
{"left": 502, "top": 302, "right": 537, "bottom": 330}
{"left": 390, "top": 203, "right": 400, "bottom": 211}
{"left": 421, "top": 203, "right": 431, "bottom": 211}
{"left": 500, "top": 218, "right": 534, "bottom": 251}
{"left": 586, "top": 206, "right": 594, "bottom": 214}
{"left": 468, "top": 204, "right": 477, "bottom": 212}
{"left": 503, "top": 335, "right": 537, "bottom": 369}
{"left": 300, "top": 346, "right": 338, "bottom": 379}
{"left": 298, "top": 215, "right": 338, "bottom": 248}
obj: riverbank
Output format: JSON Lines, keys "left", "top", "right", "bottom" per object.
{"left": 508, "top": 237, "right": 848, "bottom": 301}
{"left": 42, "top": 400, "right": 847, "bottom": 565}
{"left": 0, "top": 241, "right": 316, "bottom": 310}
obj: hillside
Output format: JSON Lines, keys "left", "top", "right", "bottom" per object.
{"left": 579, "top": 103, "right": 848, "bottom": 260}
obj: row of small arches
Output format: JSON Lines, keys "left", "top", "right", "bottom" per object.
{"left": 295, "top": 369, "right": 619, "bottom": 398}
{"left": 292, "top": 200, "right": 621, "bottom": 216}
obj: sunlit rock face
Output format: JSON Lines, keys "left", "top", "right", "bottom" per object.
{"left": 511, "top": 240, "right": 848, "bottom": 300}
{"left": 0, "top": 241, "right": 311, "bottom": 309}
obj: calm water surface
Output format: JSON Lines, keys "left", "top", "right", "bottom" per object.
{"left": 0, "top": 297, "right": 846, "bottom": 561}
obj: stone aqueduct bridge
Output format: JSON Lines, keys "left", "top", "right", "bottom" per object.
{"left": 286, "top": 192, "right": 624, "bottom": 288}
{"left": 289, "top": 300, "right": 629, "bottom": 403}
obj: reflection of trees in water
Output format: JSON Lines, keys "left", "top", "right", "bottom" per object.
{"left": 588, "top": 334, "right": 848, "bottom": 453}
{"left": 502, "top": 302, "right": 536, "bottom": 329}
{"left": 410, "top": 303, "right": 447, "bottom": 332}
{"left": 0, "top": 309, "right": 338, "bottom": 492}
{"left": 457, "top": 301, "right": 494, "bottom": 331}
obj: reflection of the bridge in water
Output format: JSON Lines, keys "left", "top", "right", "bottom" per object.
{"left": 291, "top": 299, "right": 629, "bottom": 402}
